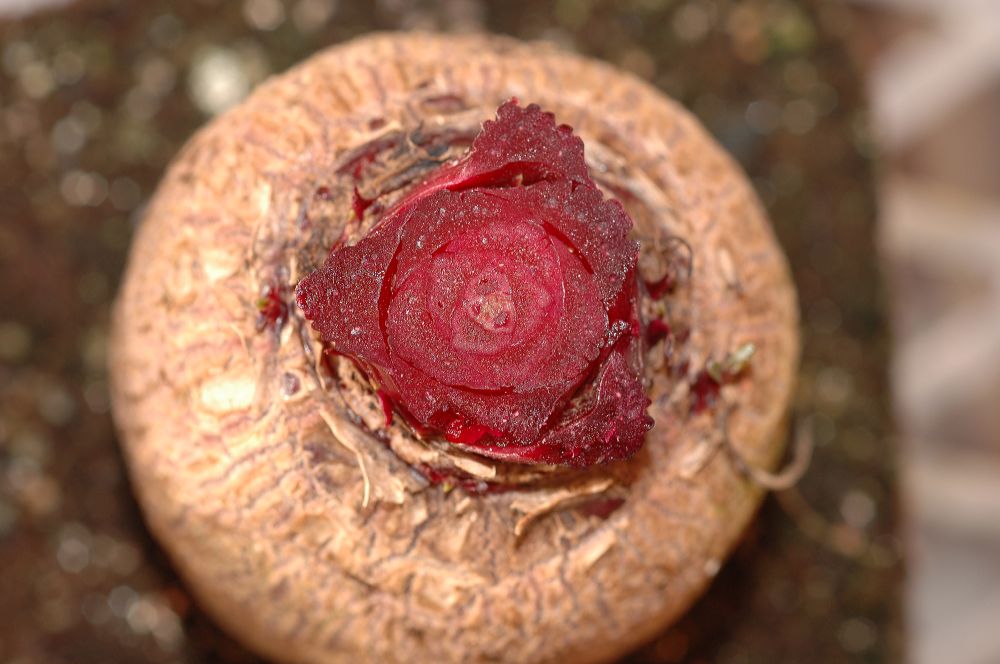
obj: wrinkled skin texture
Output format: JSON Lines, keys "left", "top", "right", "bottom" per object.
{"left": 297, "top": 101, "right": 652, "bottom": 466}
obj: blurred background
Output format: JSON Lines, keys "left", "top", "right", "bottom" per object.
{"left": 0, "top": 0, "right": 995, "bottom": 662}
{"left": 856, "top": 1, "right": 1000, "bottom": 663}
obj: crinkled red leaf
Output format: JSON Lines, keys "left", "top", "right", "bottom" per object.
{"left": 296, "top": 100, "right": 653, "bottom": 467}
{"left": 464, "top": 351, "right": 653, "bottom": 467}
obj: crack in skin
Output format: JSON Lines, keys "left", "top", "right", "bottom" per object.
{"left": 557, "top": 545, "right": 585, "bottom": 628}
{"left": 589, "top": 574, "right": 618, "bottom": 634}
{"left": 195, "top": 439, "right": 291, "bottom": 491}
{"left": 368, "top": 516, "right": 433, "bottom": 573}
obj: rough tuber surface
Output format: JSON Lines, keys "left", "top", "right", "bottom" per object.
{"left": 296, "top": 100, "right": 652, "bottom": 467}
{"left": 109, "top": 33, "right": 799, "bottom": 664}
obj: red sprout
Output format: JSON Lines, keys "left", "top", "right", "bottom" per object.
{"left": 646, "top": 318, "right": 671, "bottom": 346}
{"left": 297, "top": 101, "right": 652, "bottom": 467}
{"left": 256, "top": 284, "right": 289, "bottom": 333}
{"left": 689, "top": 369, "right": 721, "bottom": 414}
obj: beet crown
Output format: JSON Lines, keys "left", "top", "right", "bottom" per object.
{"left": 296, "top": 100, "right": 653, "bottom": 466}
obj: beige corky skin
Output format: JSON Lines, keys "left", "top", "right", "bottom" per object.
{"left": 109, "top": 33, "right": 799, "bottom": 664}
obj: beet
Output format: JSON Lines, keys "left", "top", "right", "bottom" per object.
{"left": 297, "top": 101, "right": 652, "bottom": 466}
{"left": 110, "top": 34, "right": 801, "bottom": 664}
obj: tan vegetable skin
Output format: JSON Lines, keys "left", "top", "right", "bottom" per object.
{"left": 109, "top": 32, "right": 799, "bottom": 664}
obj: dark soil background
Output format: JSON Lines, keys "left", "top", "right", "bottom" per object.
{"left": 0, "top": 1, "right": 901, "bottom": 662}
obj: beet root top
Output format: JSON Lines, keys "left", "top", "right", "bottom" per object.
{"left": 109, "top": 33, "right": 799, "bottom": 664}
{"left": 296, "top": 101, "right": 652, "bottom": 467}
